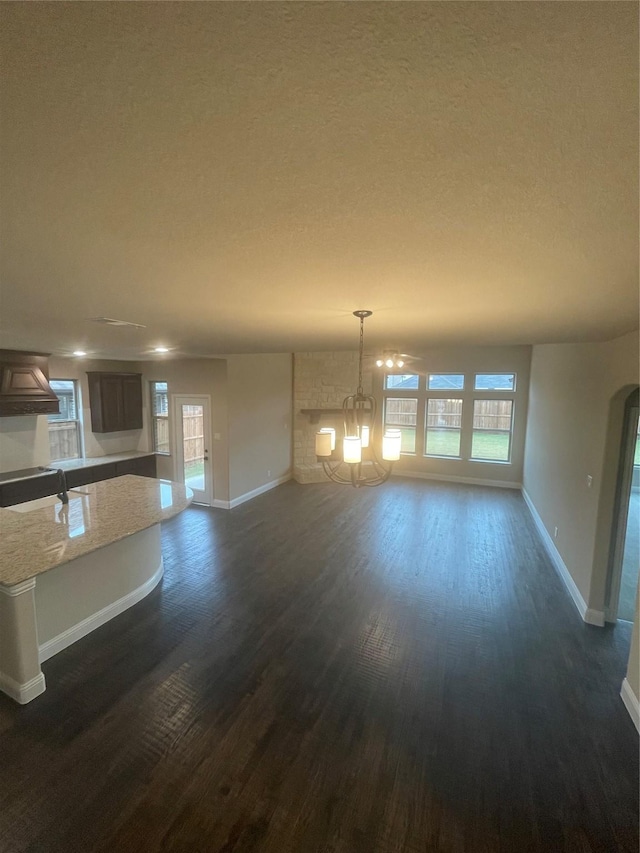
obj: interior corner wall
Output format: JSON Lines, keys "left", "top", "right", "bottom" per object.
{"left": 226, "top": 354, "right": 293, "bottom": 502}
{"left": 138, "top": 358, "right": 229, "bottom": 504}
{"left": 522, "top": 330, "right": 639, "bottom": 610}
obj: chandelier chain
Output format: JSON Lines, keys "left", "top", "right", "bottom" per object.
{"left": 357, "top": 314, "right": 364, "bottom": 396}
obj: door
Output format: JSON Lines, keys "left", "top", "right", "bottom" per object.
{"left": 173, "top": 395, "right": 213, "bottom": 505}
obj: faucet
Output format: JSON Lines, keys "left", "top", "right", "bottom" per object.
{"left": 56, "top": 468, "right": 69, "bottom": 504}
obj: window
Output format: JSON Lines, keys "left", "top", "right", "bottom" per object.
{"left": 48, "top": 380, "right": 82, "bottom": 461}
{"left": 425, "top": 399, "right": 463, "bottom": 457}
{"left": 471, "top": 400, "right": 513, "bottom": 462}
{"left": 428, "top": 374, "right": 464, "bottom": 390}
{"left": 385, "top": 374, "right": 419, "bottom": 390}
{"left": 384, "top": 397, "right": 417, "bottom": 453}
{"left": 151, "top": 381, "right": 170, "bottom": 454}
{"left": 474, "top": 373, "right": 516, "bottom": 391}
{"left": 382, "top": 370, "right": 518, "bottom": 464}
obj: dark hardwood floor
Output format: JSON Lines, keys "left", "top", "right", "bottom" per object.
{"left": 0, "top": 479, "right": 637, "bottom": 853}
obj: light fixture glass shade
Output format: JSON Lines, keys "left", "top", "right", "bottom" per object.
{"left": 385, "top": 358, "right": 394, "bottom": 368}
{"left": 319, "top": 426, "right": 336, "bottom": 450}
{"left": 375, "top": 359, "right": 384, "bottom": 367}
{"left": 360, "top": 425, "right": 370, "bottom": 448}
{"left": 396, "top": 359, "right": 404, "bottom": 368}
{"left": 343, "top": 436, "right": 362, "bottom": 464}
{"left": 382, "top": 429, "right": 402, "bottom": 461}
{"left": 315, "top": 431, "right": 332, "bottom": 457}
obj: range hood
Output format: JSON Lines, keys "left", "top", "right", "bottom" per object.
{"left": 0, "top": 350, "right": 60, "bottom": 417}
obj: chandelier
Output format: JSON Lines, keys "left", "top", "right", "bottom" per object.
{"left": 315, "top": 310, "right": 402, "bottom": 487}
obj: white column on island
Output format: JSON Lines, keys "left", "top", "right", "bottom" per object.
{"left": 0, "top": 579, "right": 46, "bottom": 704}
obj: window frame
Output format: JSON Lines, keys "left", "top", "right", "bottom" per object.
{"left": 473, "top": 373, "right": 517, "bottom": 392}
{"left": 424, "top": 397, "right": 464, "bottom": 459}
{"left": 381, "top": 371, "right": 517, "bottom": 465}
{"left": 48, "top": 379, "right": 83, "bottom": 462}
{"left": 470, "top": 398, "right": 515, "bottom": 464}
{"left": 383, "top": 394, "right": 418, "bottom": 455}
{"left": 150, "top": 381, "right": 170, "bottom": 456}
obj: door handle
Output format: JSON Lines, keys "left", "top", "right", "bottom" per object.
{"left": 204, "top": 456, "right": 209, "bottom": 462}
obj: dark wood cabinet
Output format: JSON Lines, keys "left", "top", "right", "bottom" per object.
{"left": 115, "top": 456, "right": 156, "bottom": 478}
{"left": 121, "top": 375, "right": 143, "bottom": 430}
{"left": 87, "top": 372, "right": 143, "bottom": 433}
{"left": 0, "top": 473, "right": 58, "bottom": 507}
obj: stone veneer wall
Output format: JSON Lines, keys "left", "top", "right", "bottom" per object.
{"left": 293, "top": 352, "right": 372, "bottom": 484}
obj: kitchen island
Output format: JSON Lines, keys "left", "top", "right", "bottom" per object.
{"left": 0, "top": 475, "right": 192, "bottom": 703}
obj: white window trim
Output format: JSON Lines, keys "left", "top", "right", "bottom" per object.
{"left": 48, "top": 379, "right": 84, "bottom": 462}
{"left": 150, "top": 381, "right": 171, "bottom": 456}
{"left": 381, "top": 372, "right": 517, "bottom": 465}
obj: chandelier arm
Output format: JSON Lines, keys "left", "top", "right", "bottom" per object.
{"left": 321, "top": 460, "right": 356, "bottom": 485}
{"left": 361, "top": 464, "right": 393, "bottom": 485}
{"left": 368, "top": 443, "right": 395, "bottom": 481}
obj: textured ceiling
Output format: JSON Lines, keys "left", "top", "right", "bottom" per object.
{"left": 0, "top": 2, "right": 638, "bottom": 359}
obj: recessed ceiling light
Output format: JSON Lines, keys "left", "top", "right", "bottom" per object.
{"left": 154, "top": 346, "right": 170, "bottom": 353}
{"left": 73, "top": 350, "right": 87, "bottom": 357}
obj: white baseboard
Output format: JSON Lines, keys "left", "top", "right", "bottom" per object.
{"left": 0, "top": 671, "right": 46, "bottom": 704}
{"left": 228, "top": 473, "right": 291, "bottom": 509}
{"left": 620, "top": 678, "right": 640, "bottom": 732}
{"left": 393, "top": 470, "right": 522, "bottom": 490}
{"left": 521, "top": 489, "right": 604, "bottom": 627}
{"left": 39, "top": 559, "right": 164, "bottom": 663}
{"left": 211, "top": 499, "right": 230, "bottom": 509}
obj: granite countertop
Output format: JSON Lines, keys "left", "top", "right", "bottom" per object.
{"left": 0, "top": 451, "right": 156, "bottom": 485}
{"left": 55, "top": 451, "right": 156, "bottom": 472}
{"left": 0, "top": 476, "right": 192, "bottom": 587}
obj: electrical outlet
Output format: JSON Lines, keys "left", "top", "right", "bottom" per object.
{"left": 554, "top": 526, "right": 559, "bottom": 539}
{"left": 267, "top": 469, "right": 271, "bottom": 478}
{"left": 586, "top": 475, "right": 593, "bottom": 488}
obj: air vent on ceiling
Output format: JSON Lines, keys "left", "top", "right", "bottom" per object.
{"left": 87, "top": 317, "right": 147, "bottom": 329}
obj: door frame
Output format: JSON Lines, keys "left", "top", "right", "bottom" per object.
{"left": 604, "top": 389, "right": 639, "bottom": 622}
{"left": 172, "top": 394, "right": 213, "bottom": 506}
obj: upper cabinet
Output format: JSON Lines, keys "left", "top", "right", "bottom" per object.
{"left": 0, "top": 350, "right": 60, "bottom": 417}
{"left": 87, "top": 372, "right": 143, "bottom": 433}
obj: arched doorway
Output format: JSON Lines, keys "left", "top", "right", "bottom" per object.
{"left": 605, "top": 388, "right": 639, "bottom": 623}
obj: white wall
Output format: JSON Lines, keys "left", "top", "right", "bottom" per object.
{"left": 293, "top": 345, "right": 530, "bottom": 486}
{"left": 0, "top": 415, "right": 50, "bottom": 473}
{"left": 627, "top": 592, "right": 640, "bottom": 701}
{"left": 226, "top": 354, "right": 293, "bottom": 501}
{"left": 522, "top": 330, "right": 639, "bottom": 713}
{"left": 523, "top": 331, "right": 639, "bottom": 606}
{"left": 138, "top": 358, "right": 229, "bottom": 504}
{"left": 374, "top": 344, "right": 531, "bottom": 486}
